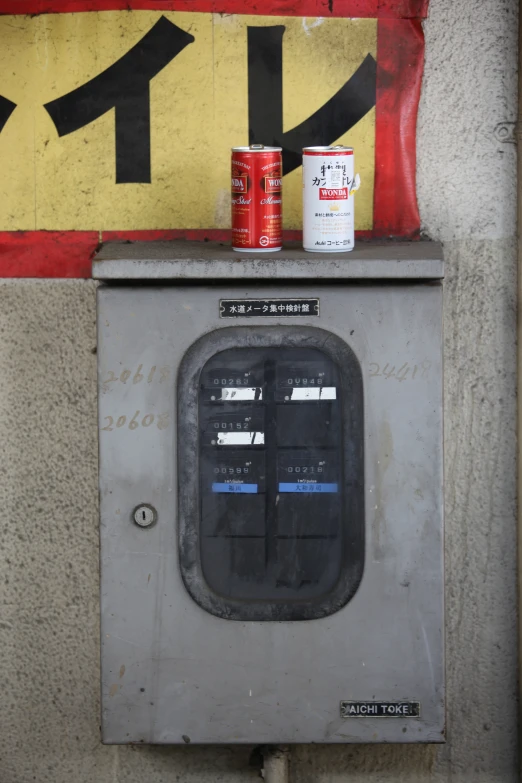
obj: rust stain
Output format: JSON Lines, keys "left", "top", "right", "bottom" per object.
{"left": 109, "top": 684, "right": 119, "bottom": 697}
{"left": 119, "top": 664, "right": 125, "bottom": 678}
{"left": 372, "top": 419, "right": 393, "bottom": 561}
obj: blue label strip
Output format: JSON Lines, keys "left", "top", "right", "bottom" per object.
{"left": 212, "top": 483, "right": 258, "bottom": 494}
{"left": 278, "top": 482, "right": 338, "bottom": 493}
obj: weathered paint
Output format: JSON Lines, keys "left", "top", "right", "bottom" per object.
{"left": 0, "top": 13, "right": 376, "bottom": 230}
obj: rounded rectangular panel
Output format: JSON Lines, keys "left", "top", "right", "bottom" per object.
{"left": 178, "top": 327, "right": 364, "bottom": 621}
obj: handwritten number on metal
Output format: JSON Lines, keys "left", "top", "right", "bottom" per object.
{"left": 101, "top": 411, "right": 170, "bottom": 431}
{"left": 247, "top": 26, "right": 377, "bottom": 174}
{"left": 44, "top": 17, "right": 195, "bottom": 183}
{"left": 369, "top": 361, "right": 431, "bottom": 381}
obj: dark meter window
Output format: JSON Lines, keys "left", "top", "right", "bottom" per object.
{"left": 199, "top": 347, "right": 345, "bottom": 605}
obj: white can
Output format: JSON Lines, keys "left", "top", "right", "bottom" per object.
{"left": 302, "top": 145, "right": 358, "bottom": 253}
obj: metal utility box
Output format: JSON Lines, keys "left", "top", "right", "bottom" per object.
{"left": 94, "top": 241, "right": 444, "bottom": 745}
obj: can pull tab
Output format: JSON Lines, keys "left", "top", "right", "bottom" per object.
{"left": 249, "top": 144, "right": 265, "bottom": 150}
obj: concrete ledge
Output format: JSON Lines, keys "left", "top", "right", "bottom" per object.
{"left": 92, "top": 240, "right": 444, "bottom": 281}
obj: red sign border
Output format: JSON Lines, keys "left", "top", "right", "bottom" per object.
{"left": 0, "top": 9, "right": 424, "bottom": 277}
{"left": 0, "top": 1, "right": 428, "bottom": 18}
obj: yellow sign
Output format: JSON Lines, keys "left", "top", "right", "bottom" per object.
{"left": 0, "top": 12, "right": 376, "bottom": 232}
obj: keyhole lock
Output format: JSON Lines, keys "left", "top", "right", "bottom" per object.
{"left": 133, "top": 504, "right": 157, "bottom": 528}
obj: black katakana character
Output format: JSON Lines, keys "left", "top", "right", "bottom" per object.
{"left": 247, "top": 25, "right": 376, "bottom": 174}
{"left": 0, "top": 95, "right": 16, "bottom": 134}
{"left": 44, "top": 16, "right": 194, "bottom": 183}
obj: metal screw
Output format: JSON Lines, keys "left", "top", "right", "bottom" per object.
{"left": 133, "top": 504, "right": 157, "bottom": 528}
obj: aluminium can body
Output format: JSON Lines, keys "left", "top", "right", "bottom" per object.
{"left": 303, "top": 146, "right": 355, "bottom": 253}
{"left": 231, "top": 145, "right": 282, "bottom": 252}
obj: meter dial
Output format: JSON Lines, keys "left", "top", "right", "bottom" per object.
{"left": 201, "top": 451, "right": 266, "bottom": 495}
{"left": 201, "top": 363, "right": 264, "bottom": 403}
{"left": 276, "top": 361, "right": 337, "bottom": 402}
{"left": 202, "top": 411, "right": 265, "bottom": 447}
{"left": 277, "top": 451, "right": 338, "bottom": 492}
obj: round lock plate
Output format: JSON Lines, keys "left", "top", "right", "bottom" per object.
{"left": 133, "top": 504, "right": 157, "bottom": 528}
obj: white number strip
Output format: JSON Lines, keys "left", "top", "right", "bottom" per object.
{"left": 289, "top": 387, "right": 336, "bottom": 401}
{"left": 212, "top": 387, "right": 262, "bottom": 401}
{"left": 217, "top": 432, "right": 265, "bottom": 445}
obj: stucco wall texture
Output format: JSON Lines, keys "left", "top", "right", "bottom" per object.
{"left": 0, "top": 0, "right": 518, "bottom": 781}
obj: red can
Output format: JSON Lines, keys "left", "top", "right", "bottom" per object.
{"left": 231, "top": 144, "right": 282, "bottom": 252}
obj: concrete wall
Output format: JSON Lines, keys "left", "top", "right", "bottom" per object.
{"left": 0, "top": 0, "right": 518, "bottom": 780}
